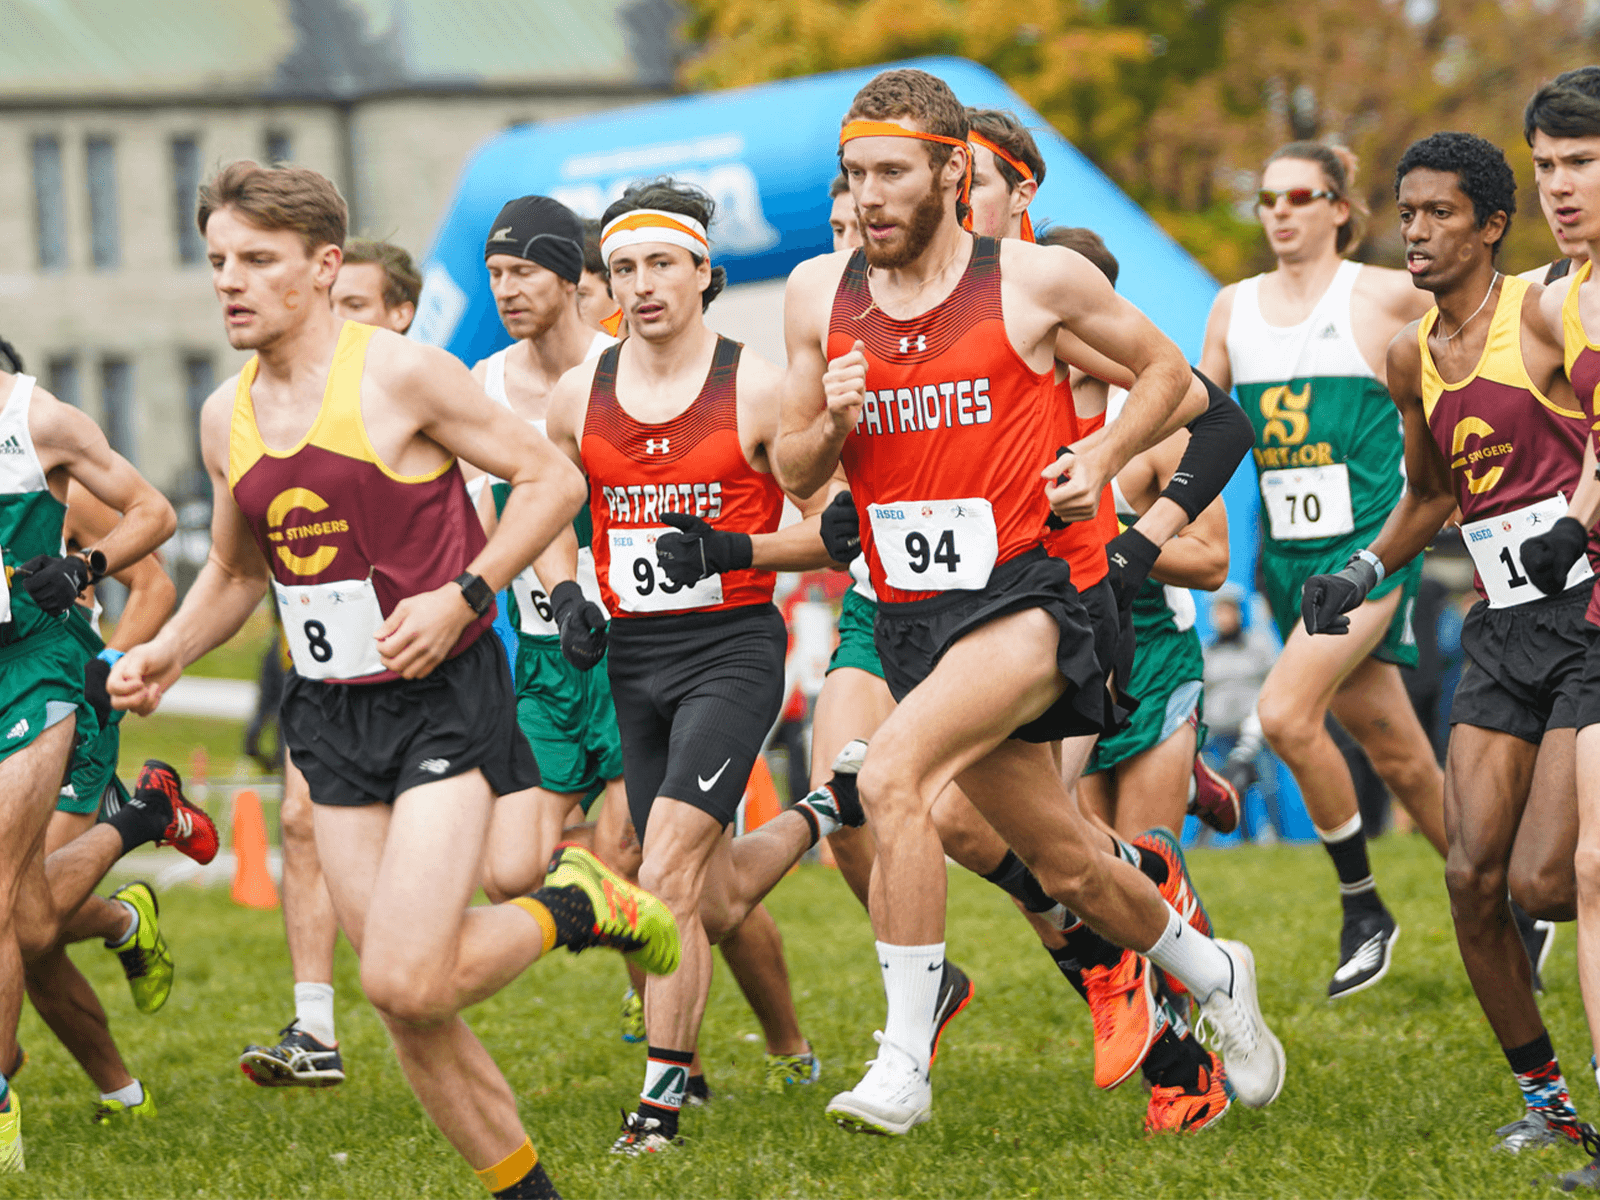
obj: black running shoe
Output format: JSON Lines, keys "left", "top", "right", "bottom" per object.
{"left": 239, "top": 1021, "right": 345, "bottom": 1087}
{"left": 930, "top": 960, "right": 974, "bottom": 1063}
{"left": 1512, "top": 901, "right": 1555, "bottom": 994}
{"left": 1327, "top": 907, "right": 1399, "bottom": 1000}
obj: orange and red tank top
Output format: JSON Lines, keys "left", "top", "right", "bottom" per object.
{"left": 1424, "top": 274, "right": 1598, "bottom": 605}
{"left": 229, "top": 321, "right": 490, "bottom": 683}
{"left": 828, "top": 235, "right": 1096, "bottom": 603}
{"left": 583, "top": 335, "right": 784, "bottom": 618}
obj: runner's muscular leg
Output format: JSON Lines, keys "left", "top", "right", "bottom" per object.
{"left": 1102, "top": 721, "right": 1197, "bottom": 840}
{"left": 1508, "top": 727, "right": 1578, "bottom": 921}
{"left": 812, "top": 666, "right": 893, "bottom": 909}
{"left": 1077, "top": 768, "right": 1114, "bottom": 831}
{"left": 1443, "top": 724, "right": 1543, "bottom": 1048}
{"left": 635, "top": 799, "right": 725, "bottom": 1052}
{"left": 1256, "top": 590, "right": 1397, "bottom": 831}
{"left": 280, "top": 757, "right": 337, "bottom": 985}
{"left": 715, "top": 902, "right": 807, "bottom": 1056}
{"left": 1571, "top": 725, "right": 1600, "bottom": 1072}
{"left": 38, "top": 811, "right": 128, "bottom": 944}
{"left": 482, "top": 786, "right": 584, "bottom": 901}
{"left": 1329, "top": 656, "right": 1447, "bottom": 856}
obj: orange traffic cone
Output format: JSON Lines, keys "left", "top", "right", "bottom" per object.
{"left": 743, "top": 755, "right": 783, "bottom": 831}
{"left": 230, "top": 789, "right": 280, "bottom": 910}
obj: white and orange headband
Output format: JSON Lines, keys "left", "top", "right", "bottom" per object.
{"left": 600, "top": 209, "right": 710, "bottom": 266}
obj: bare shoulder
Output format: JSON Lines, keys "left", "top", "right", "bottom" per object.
{"left": 735, "top": 344, "right": 785, "bottom": 397}
{"left": 547, "top": 354, "right": 602, "bottom": 428}
{"left": 787, "top": 249, "right": 852, "bottom": 297}
{"left": 1385, "top": 319, "right": 1424, "bottom": 397}
{"left": 1207, "top": 282, "right": 1238, "bottom": 321}
{"left": 1358, "top": 262, "right": 1431, "bottom": 320}
{"left": 27, "top": 381, "right": 101, "bottom": 455}
{"left": 1000, "top": 238, "right": 1097, "bottom": 294}
{"left": 363, "top": 328, "right": 470, "bottom": 395}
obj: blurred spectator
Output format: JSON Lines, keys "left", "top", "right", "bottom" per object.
{"left": 1202, "top": 583, "right": 1282, "bottom": 841}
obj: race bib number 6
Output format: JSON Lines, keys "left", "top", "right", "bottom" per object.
{"left": 608, "top": 528, "right": 723, "bottom": 614}
{"left": 868, "top": 498, "right": 998, "bottom": 592}
{"left": 1461, "top": 494, "right": 1594, "bottom": 609}
{"left": 1260, "top": 464, "right": 1355, "bottom": 541}
{"left": 273, "top": 578, "right": 386, "bottom": 681}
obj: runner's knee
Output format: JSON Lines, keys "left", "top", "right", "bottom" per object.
{"left": 361, "top": 960, "right": 454, "bottom": 1027}
{"left": 1573, "top": 839, "right": 1600, "bottom": 902}
{"left": 1256, "top": 687, "right": 1319, "bottom": 761}
{"left": 1510, "top": 856, "right": 1576, "bottom": 922}
{"left": 1444, "top": 848, "right": 1507, "bottom": 918}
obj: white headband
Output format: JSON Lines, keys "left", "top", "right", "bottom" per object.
{"left": 600, "top": 208, "right": 710, "bottom": 266}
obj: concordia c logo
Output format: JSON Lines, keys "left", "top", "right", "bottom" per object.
{"left": 1450, "top": 415, "right": 1506, "bottom": 495}
{"left": 266, "top": 487, "right": 346, "bottom": 575}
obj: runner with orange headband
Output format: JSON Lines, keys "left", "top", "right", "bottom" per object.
{"left": 780, "top": 66, "right": 1284, "bottom": 1137}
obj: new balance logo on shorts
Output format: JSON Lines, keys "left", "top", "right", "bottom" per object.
{"left": 5, "top": 719, "right": 27, "bottom": 740}
{"left": 0, "top": 435, "right": 23, "bottom": 455}
{"left": 418, "top": 758, "right": 450, "bottom": 775}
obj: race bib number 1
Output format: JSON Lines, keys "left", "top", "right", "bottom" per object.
{"left": 1260, "top": 464, "right": 1355, "bottom": 541}
{"left": 274, "top": 578, "right": 386, "bottom": 681}
{"left": 867, "top": 498, "right": 998, "bottom": 592}
{"left": 1461, "top": 494, "right": 1594, "bottom": 609}
{"left": 607, "top": 528, "right": 723, "bottom": 614}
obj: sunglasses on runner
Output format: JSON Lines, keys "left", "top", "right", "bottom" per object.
{"left": 1257, "top": 188, "right": 1339, "bottom": 208}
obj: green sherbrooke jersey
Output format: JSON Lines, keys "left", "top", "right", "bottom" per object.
{"left": 1129, "top": 575, "right": 1203, "bottom": 683}
{"left": 0, "top": 486, "right": 68, "bottom": 646}
{"left": 492, "top": 481, "right": 594, "bottom": 642}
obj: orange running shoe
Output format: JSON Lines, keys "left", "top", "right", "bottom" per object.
{"left": 1082, "top": 949, "right": 1166, "bottom": 1090}
{"left": 1145, "top": 1049, "right": 1232, "bottom": 1134}
{"left": 1133, "top": 828, "right": 1212, "bottom": 939}
{"left": 137, "top": 760, "right": 219, "bottom": 865}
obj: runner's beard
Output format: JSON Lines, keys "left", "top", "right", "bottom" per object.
{"left": 863, "top": 179, "right": 945, "bottom": 270}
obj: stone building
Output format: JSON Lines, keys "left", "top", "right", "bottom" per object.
{"left": 0, "top": 0, "right": 675, "bottom": 502}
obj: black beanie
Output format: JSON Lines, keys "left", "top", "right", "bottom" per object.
{"left": 483, "top": 195, "right": 584, "bottom": 283}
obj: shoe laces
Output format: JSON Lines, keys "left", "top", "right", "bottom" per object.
{"left": 1195, "top": 990, "right": 1259, "bottom": 1060}
{"left": 863, "top": 1031, "right": 925, "bottom": 1080}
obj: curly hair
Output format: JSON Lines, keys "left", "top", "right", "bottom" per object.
{"left": 601, "top": 179, "right": 726, "bottom": 310}
{"left": 1394, "top": 131, "right": 1516, "bottom": 251}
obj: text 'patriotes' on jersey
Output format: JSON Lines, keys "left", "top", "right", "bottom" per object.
{"left": 854, "top": 378, "right": 993, "bottom": 438}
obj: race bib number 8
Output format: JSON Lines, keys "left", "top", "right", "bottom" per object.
{"left": 608, "top": 528, "right": 723, "bottom": 614}
{"left": 273, "top": 578, "right": 386, "bottom": 681}
{"left": 868, "top": 498, "right": 998, "bottom": 592}
{"left": 1461, "top": 495, "right": 1594, "bottom": 609}
{"left": 1260, "top": 464, "right": 1355, "bottom": 541}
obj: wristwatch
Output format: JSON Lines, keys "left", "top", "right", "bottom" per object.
{"left": 454, "top": 572, "right": 494, "bottom": 615}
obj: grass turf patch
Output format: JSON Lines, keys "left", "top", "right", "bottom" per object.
{"left": 2, "top": 833, "right": 1589, "bottom": 1197}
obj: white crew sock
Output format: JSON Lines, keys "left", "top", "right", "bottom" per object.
{"left": 100, "top": 1078, "right": 143, "bottom": 1107}
{"left": 1144, "top": 904, "right": 1234, "bottom": 1000}
{"left": 105, "top": 900, "right": 137, "bottom": 949}
{"left": 877, "top": 941, "right": 944, "bottom": 1072}
{"left": 294, "top": 982, "right": 336, "bottom": 1046}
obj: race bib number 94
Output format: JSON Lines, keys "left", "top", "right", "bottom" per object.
{"left": 273, "top": 578, "right": 386, "bottom": 681}
{"left": 1260, "top": 464, "right": 1355, "bottom": 541}
{"left": 1461, "top": 494, "right": 1594, "bottom": 609}
{"left": 608, "top": 528, "right": 723, "bottom": 614}
{"left": 868, "top": 498, "right": 998, "bottom": 592}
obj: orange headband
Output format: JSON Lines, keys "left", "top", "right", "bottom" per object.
{"left": 969, "top": 132, "right": 1036, "bottom": 244}
{"left": 839, "top": 120, "right": 973, "bottom": 231}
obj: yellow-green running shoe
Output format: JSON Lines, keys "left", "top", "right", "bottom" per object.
{"left": 0, "top": 1089, "right": 21, "bottom": 1172}
{"left": 620, "top": 987, "right": 646, "bottom": 1043}
{"left": 541, "top": 844, "right": 681, "bottom": 976}
{"left": 107, "top": 882, "right": 172, "bottom": 1014}
{"left": 765, "top": 1048, "right": 821, "bottom": 1093}
{"left": 92, "top": 1085, "right": 155, "bottom": 1125}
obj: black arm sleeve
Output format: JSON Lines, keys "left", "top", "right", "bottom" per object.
{"left": 1159, "top": 366, "right": 1253, "bottom": 522}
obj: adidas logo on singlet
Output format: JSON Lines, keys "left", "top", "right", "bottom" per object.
{"left": 1316, "top": 323, "right": 1339, "bottom": 339}
{"left": 0, "top": 435, "right": 24, "bottom": 455}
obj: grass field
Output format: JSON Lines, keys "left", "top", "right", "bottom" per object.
{"left": 2, "top": 832, "right": 1594, "bottom": 1198}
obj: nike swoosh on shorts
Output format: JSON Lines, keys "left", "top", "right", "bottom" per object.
{"left": 698, "top": 759, "right": 732, "bottom": 791}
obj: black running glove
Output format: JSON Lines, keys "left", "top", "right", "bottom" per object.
{"left": 84, "top": 653, "right": 116, "bottom": 728}
{"left": 551, "top": 580, "right": 607, "bottom": 671}
{"left": 1104, "top": 528, "right": 1159, "bottom": 613}
{"left": 1520, "top": 515, "right": 1588, "bottom": 596}
{"left": 1045, "top": 445, "right": 1071, "bottom": 531}
{"left": 655, "top": 511, "right": 753, "bottom": 587}
{"left": 820, "top": 491, "right": 861, "bottom": 563}
{"left": 1301, "top": 552, "right": 1379, "bottom": 636}
{"left": 15, "top": 552, "right": 100, "bottom": 616}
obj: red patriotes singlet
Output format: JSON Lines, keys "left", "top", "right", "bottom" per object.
{"left": 827, "top": 236, "right": 1063, "bottom": 604}
{"left": 1560, "top": 262, "right": 1600, "bottom": 624}
{"left": 1043, "top": 387, "right": 1114, "bottom": 589}
{"left": 583, "top": 335, "right": 784, "bottom": 618}
{"left": 229, "top": 321, "right": 490, "bottom": 683}
{"left": 1423, "top": 275, "right": 1600, "bottom": 605}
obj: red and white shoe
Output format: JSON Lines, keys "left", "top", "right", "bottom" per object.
{"left": 137, "top": 760, "right": 219, "bottom": 865}
{"left": 1188, "top": 751, "right": 1241, "bottom": 835}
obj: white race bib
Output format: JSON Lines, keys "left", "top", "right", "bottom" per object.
{"left": 1260, "top": 464, "right": 1355, "bottom": 541}
{"left": 0, "top": 560, "right": 11, "bottom": 627}
{"left": 274, "top": 578, "right": 386, "bottom": 681}
{"left": 1461, "top": 495, "right": 1594, "bottom": 609}
{"left": 511, "top": 548, "right": 608, "bottom": 636}
{"left": 607, "top": 528, "right": 723, "bottom": 614}
{"left": 867, "top": 498, "right": 998, "bottom": 592}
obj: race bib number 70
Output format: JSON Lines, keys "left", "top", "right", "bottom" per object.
{"left": 273, "top": 578, "right": 386, "bottom": 681}
{"left": 1260, "top": 464, "right": 1355, "bottom": 542}
{"left": 868, "top": 497, "right": 998, "bottom": 592}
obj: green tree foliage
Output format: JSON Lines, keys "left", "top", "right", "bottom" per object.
{"left": 681, "top": 0, "right": 1600, "bottom": 280}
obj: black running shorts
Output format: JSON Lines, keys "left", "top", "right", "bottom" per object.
{"left": 281, "top": 632, "right": 542, "bottom": 807}
{"left": 873, "top": 547, "right": 1129, "bottom": 743}
{"left": 1452, "top": 584, "right": 1592, "bottom": 743}
{"left": 1572, "top": 610, "right": 1600, "bottom": 732}
{"left": 605, "top": 603, "right": 786, "bottom": 835}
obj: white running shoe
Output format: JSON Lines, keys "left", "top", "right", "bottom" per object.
{"left": 832, "top": 738, "right": 869, "bottom": 775}
{"left": 825, "top": 1032, "right": 931, "bottom": 1135}
{"left": 1196, "top": 939, "right": 1285, "bottom": 1109}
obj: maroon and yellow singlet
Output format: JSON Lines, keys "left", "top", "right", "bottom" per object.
{"left": 583, "top": 336, "right": 784, "bottom": 618}
{"left": 229, "top": 321, "right": 491, "bottom": 683}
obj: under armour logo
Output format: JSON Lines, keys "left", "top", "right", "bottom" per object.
{"left": 898, "top": 335, "right": 926, "bottom": 354}
{"left": 490, "top": 226, "right": 514, "bottom": 242}
{"left": 645, "top": 438, "right": 670, "bottom": 454}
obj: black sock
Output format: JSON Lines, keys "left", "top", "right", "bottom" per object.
{"left": 1142, "top": 1026, "right": 1208, "bottom": 1089}
{"left": 494, "top": 1161, "right": 559, "bottom": 1199}
{"left": 1319, "top": 818, "right": 1384, "bottom": 913}
{"left": 685, "top": 1074, "right": 711, "bottom": 1103}
{"left": 1046, "top": 944, "right": 1089, "bottom": 1001}
{"left": 106, "top": 789, "right": 170, "bottom": 855}
{"left": 525, "top": 885, "right": 594, "bottom": 950}
{"left": 1061, "top": 919, "right": 1121, "bottom": 971}
{"left": 981, "top": 851, "right": 1058, "bottom": 913}
{"left": 637, "top": 1100, "right": 680, "bottom": 1139}
{"left": 1134, "top": 845, "right": 1168, "bottom": 888}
